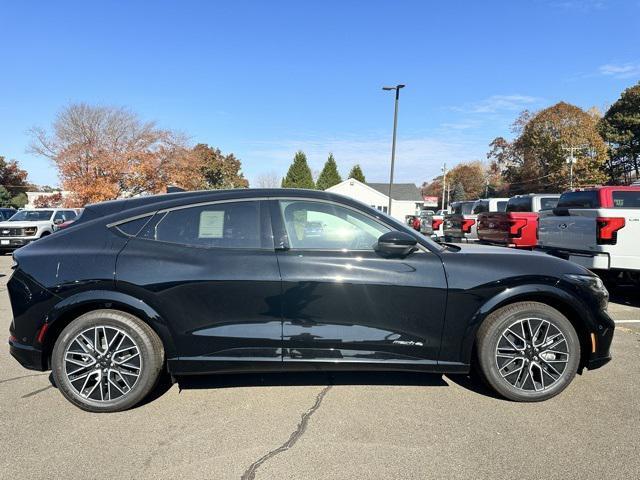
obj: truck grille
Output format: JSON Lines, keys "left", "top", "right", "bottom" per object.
{"left": 0, "top": 227, "right": 23, "bottom": 237}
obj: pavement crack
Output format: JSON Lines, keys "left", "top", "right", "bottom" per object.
{"left": 0, "top": 373, "right": 48, "bottom": 385}
{"left": 241, "top": 385, "right": 332, "bottom": 480}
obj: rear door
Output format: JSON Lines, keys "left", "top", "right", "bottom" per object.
{"left": 115, "top": 199, "right": 283, "bottom": 373}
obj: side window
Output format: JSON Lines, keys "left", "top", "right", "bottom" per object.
{"left": 139, "top": 201, "right": 263, "bottom": 249}
{"left": 53, "top": 211, "right": 66, "bottom": 223}
{"left": 612, "top": 191, "right": 640, "bottom": 208}
{"left": 65, "top": 210, "right": 77, "bottom": 220}
{"left": 279, "top": 200, "right": 391, "bottom": 250}
{"left": 539, "top": 197, "right": 559, "bottom": 210}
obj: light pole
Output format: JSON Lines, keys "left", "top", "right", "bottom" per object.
{"left": 563, "top": 145, "right": 587, "bottom": 189}
{"left": 383, "top": 84, "right": 405, "bottom": 215}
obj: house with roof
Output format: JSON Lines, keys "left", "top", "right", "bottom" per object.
{"left": 325, "top": 178, "right": 425, "bottom": 222}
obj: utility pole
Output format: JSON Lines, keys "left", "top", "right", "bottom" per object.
{"left": 382, "top": 84, "right": 405, "bottom": 215}
{"left": 563, "top": 146, "right": 587, "bottom": 189}
{"left": 441, "top": 163, "right": 447, "bottom": 211}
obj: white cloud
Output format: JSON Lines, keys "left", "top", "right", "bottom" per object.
{"left": 457, "top": 94, "right": 541, "bottom": 114}
{"left": 243, "top": 133, "right": 486, "bottom": 186}
{"left": 598, "top": 62, "right": 640, "bottom": 79}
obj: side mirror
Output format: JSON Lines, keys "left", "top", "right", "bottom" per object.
{"left": 54, "top": 219, "right": 64, "bottom": 225}
{"left": 374, "top": 231, "right": 418, "bottom": 258}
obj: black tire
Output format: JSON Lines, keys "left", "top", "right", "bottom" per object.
{"left": 51, "top": 309, "right": 164, "bottom": 412}
{"left": 475, "top": 301, "right": 580, "bottom": 402}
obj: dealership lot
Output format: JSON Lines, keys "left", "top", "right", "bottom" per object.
{"left": 0, "top": 255, "right": 638, "bottom": 480}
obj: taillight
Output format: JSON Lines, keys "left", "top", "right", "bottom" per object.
{"left": 461, "top": 219, "right": 475, "bottom": 234}
{"left": 36, "top": 322, "right": 50, "bottom": 344}
{"left": 508, "top": 218, "right": 528, "bottom": 238}
{"left": 432, "top": 218, "right": 443, "bottom": 231}
{"left": 596, "top": 217, "right": 625, "bottom": 245}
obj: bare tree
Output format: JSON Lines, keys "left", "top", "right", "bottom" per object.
{"left": 254, "top": 171, "right": 281, "bottom": 188}
{"left": 29, "top": 103, "right": 204, "bottom": 206}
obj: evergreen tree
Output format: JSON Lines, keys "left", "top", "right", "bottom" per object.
{"left": 348, "top": 164, "right": 366, "bottom": 182}
{"left": 452, "top": 182, "right": 466, "bottom": 202}
{"left": 281, "top": 151, "right": 315, "bottom": 189}
{"left": 316, "top": 153, "right": 342, "bottom": 190}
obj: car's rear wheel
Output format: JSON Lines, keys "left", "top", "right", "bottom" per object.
{"left": 51, "top": 309, "right": 164, "bottom": 412}
{"left": 476, "top": 301, "right": 580, "bottom": 402}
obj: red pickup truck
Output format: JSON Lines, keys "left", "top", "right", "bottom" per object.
{"left": 477, "top": 194, "right": 560, "bottom": 249}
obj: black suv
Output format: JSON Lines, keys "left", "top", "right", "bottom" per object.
{"left": 8, "top": 189, "right": 614, "bottom": 412}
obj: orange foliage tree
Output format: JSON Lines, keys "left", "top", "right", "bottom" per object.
{"left": 29, "top": 103, "right": 209, "bottom": 206}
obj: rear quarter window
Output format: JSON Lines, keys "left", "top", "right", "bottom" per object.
{"left": 612, "top": 191, "right": 640, "bottom": 208}
{"left": 539, "top": 197, "right": 559, "bottom": 210}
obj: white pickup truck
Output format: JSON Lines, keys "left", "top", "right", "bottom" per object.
{"left": 538, "top": 186, "right": 640, "bottom": 282}
{"left": 0, "top": 208, "right": 78, "bottom": 252}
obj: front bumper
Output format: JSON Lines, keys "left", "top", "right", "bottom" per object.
{"left": 0, "top": 237, "right": 36, "bottom": 249}
{"left": 585, "top": 308, "right": 614, "bottom": 371}
{"left": 8, "top": 337, "right": 45, "bottom": 371}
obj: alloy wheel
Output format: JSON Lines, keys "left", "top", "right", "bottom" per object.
{"left": 63, "top": 326, "right": 142, "bottom": 402}
{"left": 495, "top": 318, "right": 569, "bottom": 392}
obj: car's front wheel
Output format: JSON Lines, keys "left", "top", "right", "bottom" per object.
{"left": 51, "top": 309, "right": 164, "bottom": 412}
{"left": 476, "top": 301, "right": 580, "bottom": 402}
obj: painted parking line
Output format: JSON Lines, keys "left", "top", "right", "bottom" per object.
{"left": 614, "top": 320, "right": 640, "bottom": 324}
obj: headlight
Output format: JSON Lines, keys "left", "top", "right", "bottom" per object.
{"left": 564, "top": 273, "right": 609, "bottom": 306}
{"left": 24, "top": 227, "right": 37, "bottom": 236}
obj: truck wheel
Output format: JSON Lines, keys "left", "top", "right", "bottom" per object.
{"left": 51, "top": 310, "right": 164, "bottom": 412}
{"left": 476, "top": 302, "right": 580, "bottom": 402}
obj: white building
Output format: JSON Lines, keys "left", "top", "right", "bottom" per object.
{"left": 25, "top": 191, "right": 70, "bottom": 209}
{"left": 326, "top": 178, "right": 425, "bottom": 222}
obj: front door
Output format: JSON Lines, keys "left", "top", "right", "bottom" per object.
{"left": 270, "top": 198, "right": 447, "bottom": 370}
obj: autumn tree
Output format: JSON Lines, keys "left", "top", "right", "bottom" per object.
{"left": 29, "top": 103, "right": 208, "bottom": 206}
{"left": 446, "top": 161, "right": 486, "bottom": 200}
{"left": 191, "top": 143, "right": 248, "bottom": 189}
{"left": 316, "top": 153, "right": 342, "bottom": 190}
{"left": 281, "top": 151, "right": 315, "bottom": 189}
{"left": 599, "top": 82, "right": 640, "bottom": 183}
{"left": 0, "top": 156, "right": 31, "bottom": 208}
{"left": 489, "top": 102, "right": 608, "bottom": 193}
{"left": 348, "top": 164, "right": 366, "bottom": 182}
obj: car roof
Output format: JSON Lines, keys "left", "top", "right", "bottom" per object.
{"left": 79, "top": 188, "right": 374, "bottom": 224}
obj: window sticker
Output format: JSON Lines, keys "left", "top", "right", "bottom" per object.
{"left": 199, "top": 211, "right": 224, "bottom": 238}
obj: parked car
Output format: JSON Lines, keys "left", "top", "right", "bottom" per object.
{"left": 8, "top": 189, "right": 613, "bottom": 411}
{"left": 419, "top": 210, "right": 433, "bottom": 236}
{"left": 0, "top": 208, "right": 17, "bottom": 221}
{"left": 0, "top": 208, "right": 78, "bottom": 251}
{"left": 478, "top": 194, "right": 560, "bottom": 249}
{"left": 56, "top": 208, "right": 84, "bottom": 230}
{"left": 538, "top": 186, "right": 640, "bottom": 283}
{"left": 444, "top": 198, "right": 509, "bottom": 242}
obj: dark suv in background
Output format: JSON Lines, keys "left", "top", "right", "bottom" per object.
{"left": 8, "top": 189, "right": 614, "bottom": 412}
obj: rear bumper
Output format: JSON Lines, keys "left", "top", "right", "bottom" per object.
{"left": 539, "top": 247, "right": 611, "bottom": 270}
{"left": 8, "top": 337, "right": 46, "bottom": 371}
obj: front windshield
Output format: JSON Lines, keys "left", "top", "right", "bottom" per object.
{"left": 8, "top": 210, "right": 54, "bottom": 222}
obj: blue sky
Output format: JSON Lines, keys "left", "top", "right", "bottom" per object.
{"left": 1, "top": 0, "right": 639, "bottom": 188}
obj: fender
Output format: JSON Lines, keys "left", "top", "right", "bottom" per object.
{"left": 458, "top": 282, "right": 596, "bottom": 366}
{"left": 45, "top": 289, "right": 177, "bottom": 357}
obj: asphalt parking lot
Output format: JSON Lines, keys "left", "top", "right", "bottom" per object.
{"left": 0, "top": 255, "right": 638, "bottom": 480}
